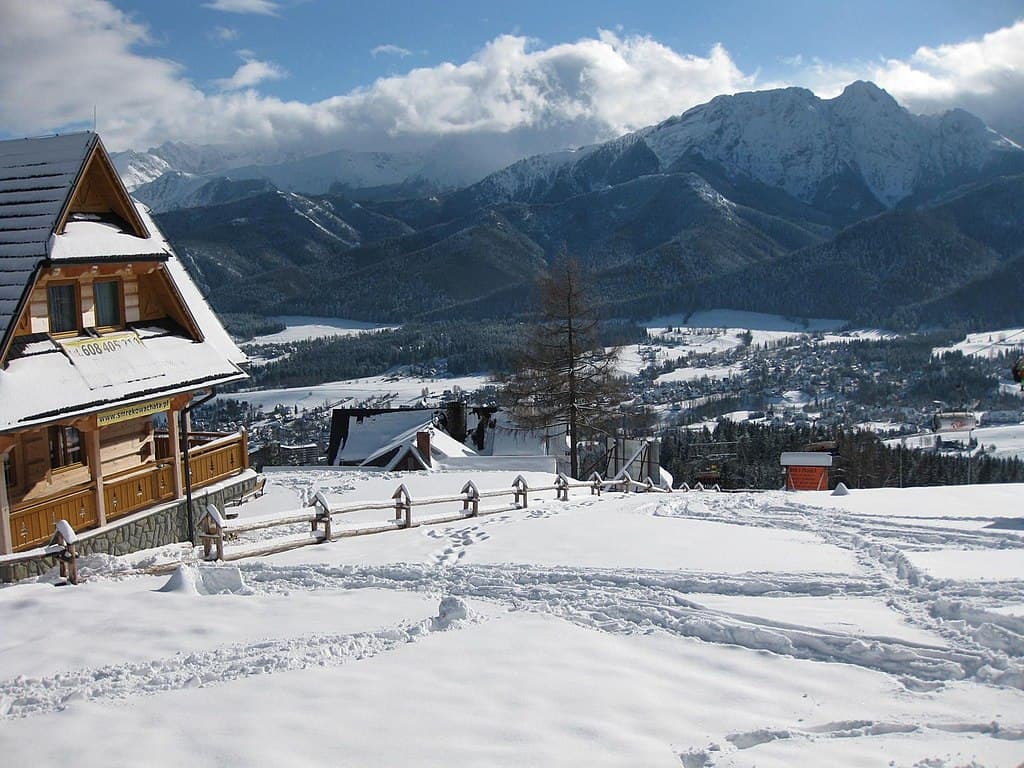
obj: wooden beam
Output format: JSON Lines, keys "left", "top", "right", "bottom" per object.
{"left": 168, "top": 408, "right": 183, "bottom": 499}
{"left": 0, "top": 448, "right": 12, "bottom": 555}
{"left": 88, "top": 429, "right": 107, "bottom": 527}
{"left": 56, "top": 140, "right": 149, "bottom": 239}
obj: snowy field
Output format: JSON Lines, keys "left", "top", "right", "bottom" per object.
{"left": 890, "top": 424, "right": 1024, "bottom": 460}
{"left": 656, "top": 363, "right": 742, "bottom": 384}
{"left": 2, "top": 471, "right": 1024, "bottom": 767}
{"left": 230, "top": 372, "right": 491, "bottom": 412}
{"left": 246, "top": 315, "right": 398, "bottom": 345}
{"left": 933, "top": 328, "right": 1024, "bottom": 360}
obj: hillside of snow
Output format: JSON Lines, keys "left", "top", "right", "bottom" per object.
{"left": 1, "top": 471, "right": 1023, "bottom": 766}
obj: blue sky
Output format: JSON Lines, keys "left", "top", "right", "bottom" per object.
{"left": 133, "top": 0, "right": 1022, "bottom": 100}
{"left": 1, "top": 0, "right": 1022, "bottom": 155}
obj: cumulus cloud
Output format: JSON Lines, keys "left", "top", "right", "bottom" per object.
{"left": 0, "top": 3, "right": 753, "bottom": 154}
{"left": 1, "top": 0, "right": 1022, "bottom": 160}
{"left": 203, "top": 0, "right": 280, "bottom": 16}
{"left": 372, "top": 44, "right": 413, "bottom": 58}
{"left": 783, "top": 20, "right": 1024, "bottom": 141}
{"left": 214, "top": 54, "right": 287, "bottom": 91}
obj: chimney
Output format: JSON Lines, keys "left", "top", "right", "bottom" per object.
{"left": 416, "top": 431, "right": 432, "bottom": 467}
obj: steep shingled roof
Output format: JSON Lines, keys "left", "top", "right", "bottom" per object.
{"left": 0, "top": 132, "right": 97, "bottom": 345}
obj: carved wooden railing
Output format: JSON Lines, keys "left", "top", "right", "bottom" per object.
{"left": 104, "top": 462, "right": 177, "bottom": 522}
{"left": 9, "top": 431, "right": 248, "bottom": 552}
{"left": 10, "top": 485, "right": 97, "bottom": 551}
{"left": 189, "top": 432, "right": 248, "bottom": 489}
{"left": 155, "top": 431, "right": 229, "bottom": 460}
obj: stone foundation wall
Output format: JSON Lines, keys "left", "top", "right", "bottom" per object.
{"left": 1, "top": 473, "right": 256, "bottom": 583}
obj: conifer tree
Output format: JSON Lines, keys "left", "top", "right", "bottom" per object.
{"left": 502, "top": 257, "right": 623, "bottom": 478}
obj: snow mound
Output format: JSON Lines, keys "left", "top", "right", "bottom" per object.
{"left": 157, "top": 565, "right": 200, "bottom": 595}
{"left": 832, "top": 482, "right": 851, "bottom": 496}
{"left": 157, "top": 565, "right": 252, "bottom": 596}
{"left": 431, "top": 596, "right": 471, "bottom": 631}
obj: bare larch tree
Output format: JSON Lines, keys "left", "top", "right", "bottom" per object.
{"left": 502, "top": 257, "right": 622, "bottom": 478}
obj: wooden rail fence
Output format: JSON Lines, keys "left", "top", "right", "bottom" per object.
{"left": 0, "top": 519, "right": 81, "bottom": 584}
{"left": 199, "top": 471, "right": 677, "bottom": 562}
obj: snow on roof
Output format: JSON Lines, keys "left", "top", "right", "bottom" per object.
{"left": 57, "top": 199, "right": 246, "bottom": 366}
{"left": 0, "top": 133, "right": 97, "bottom": 345}
{"left": 0, "top": 327, "right": 245, "bottom": 431}
{"left": 363, "top": 422, "right": 478, "bottom": 467}
{"left": 160, "top": 232, "right": 246, "bottom": 367}
{"left": 335, "top": 411, "right": 435, "bottom": 464}
{"left": 47, "top": 216, "right": 171, "bottom": 261}
{"left": 333, "top": 410, "right": 479, "bottom": 466}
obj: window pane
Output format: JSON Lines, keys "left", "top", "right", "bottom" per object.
{"left": 48, "top": 284, "right": 77, "bottom": 333}
{"left": 94, "top": 280, "right": 121, "bottom": 327}
{"left": 48, "top": 426, "right": 84, "bottom": 469}
{"left": 65, "top": 427, "right": 83, "bottom": 465}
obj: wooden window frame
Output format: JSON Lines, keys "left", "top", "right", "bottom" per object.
{"left": 48, "top": 426, "right": 86, "bottom": 473}
{"left": 93, "top": 278, "right": 124, "bottom": 331}
{"left": 2, "top": 451, "right": 15, "bottom": 489}
{"left": 46, "top": 280, "right": 81, "bottom": 337}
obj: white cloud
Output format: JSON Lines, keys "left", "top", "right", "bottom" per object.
{"left": 212, "top": 26, "right": 240, "bottom": 42}
{"left": 781, "top": 20, "right": 1024, "bottom": 140}
{"left": 214, "top": 55, "right": 287, "bottom": 91}
{"left": 1, "top": 0, "right": 1022, "bottom": 159}
{"left": 372, "top": 44, "right": 413, "bottom": 58}
{"left": 203, "top": 0, "right": 280, "bottom": 16}
{"left": 0, "top": 4, "right": 753, "bottom": 154}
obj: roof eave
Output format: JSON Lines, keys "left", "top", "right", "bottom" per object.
{"left": 0, "top": 368, "right": 248, "bottom": 435}
{"left": 0, "top": 262, "right": 44, "bottom": 370}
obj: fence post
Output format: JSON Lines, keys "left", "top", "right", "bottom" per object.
{"left": 555, "top": 474, "right": 570, "bottom": 502}
{"left": 589, "top": 472, "right": 603, "bottom": 496}
{"left": 512, "top": 475, "right": 529, "bottom": 508}
{"left": 53, "top": 519, "right": 79, "bottom": 585}
{"left": 393, "top": 484, "right": 412, "bottom": 528}
{"left": 312, "top": 492, "right": 332, "bottom": 542}
{"left": 461, "top": 481, "right": 480, "bottom": 517}
{"left": 619, "top": 471, "right": 633, "bottom": 494}
{"left": 643, "top": 476, "right": 655, "bottom": 493}
{"left": 204, "top": 504, "right": 225, "bottom": 560}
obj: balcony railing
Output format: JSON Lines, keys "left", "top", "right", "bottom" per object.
{"left": 105, "top": 462, "right": 177, "bottom": 522}
{"left": 9, "top": 430, "right": 248, "bottom": 552}
{"left": 10, "top": 485, "right": 97, "bottom": 551}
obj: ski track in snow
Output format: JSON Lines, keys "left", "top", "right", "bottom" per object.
{"left": 4, "top": 489, "right": 1024, "bottom": 749}
{"left": 0, "top": 604, "right": 480, "bottom": 720}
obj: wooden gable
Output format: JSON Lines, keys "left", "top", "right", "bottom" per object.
{"left": 56, "top": 139, "right": 148, "bottom": 239}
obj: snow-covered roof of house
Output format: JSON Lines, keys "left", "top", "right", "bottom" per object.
{"left": 0, "top": 131, "right": 248, "bottom": 430}
{"left": 0, "top": 324, "right": 244, "bottom": 432}
{"left": 0, "top": 133, "right": 98, "bottom": 349}
{"left": 0, "top": 132, "right": 244, "bottom": 367}
{"left": 332, "top": 410, "right": 478, "bottom": 467}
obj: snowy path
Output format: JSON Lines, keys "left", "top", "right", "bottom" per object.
{"left": 0, "top": 591, "right": 481, "bottom": 720}
{"left": 234, "top": 557, "right": 1016, "bottom": 687}
{"left": 3, "top": 477, "right": 1024, "bottom": 766}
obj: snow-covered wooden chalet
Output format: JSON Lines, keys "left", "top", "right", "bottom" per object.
{"left": 0, "top": 133, "right": 250, "bottom": 557}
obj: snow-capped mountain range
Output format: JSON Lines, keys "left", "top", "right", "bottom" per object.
{"left": 129, "top": 81, "right": 1024, "bottom": 329}
{"left": 466, "top": 82, "right": 1020, "bottom": 213}
{"left": 112, "top": 140, "right": 520, "bottom": 213}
